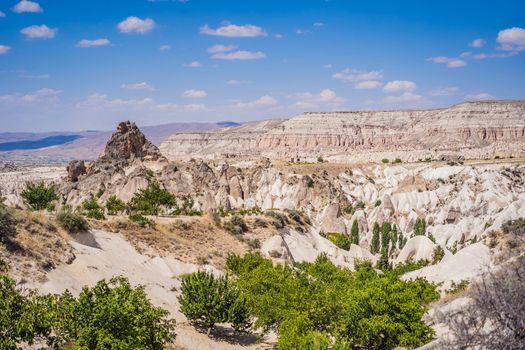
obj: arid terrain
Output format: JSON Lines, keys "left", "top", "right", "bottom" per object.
{"left": 1, "top": 102, "right": 524, "bottom": 349}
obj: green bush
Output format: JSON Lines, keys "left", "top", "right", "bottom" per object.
{"left": 227, "top": 253, "right": 439, "bottom": 349}
{"left": 375, "top": 199, "right": 382, "bottom": 207}
{"left": 128, "top": 214, "right": 154, "bottom": 228}
{"left": 370, "top": 222, "right": 380, "bottom": 254}
{"left": 224, "top": 215, "right": 248, "bottom": 235}
{"left": 81, "top": 198, "right": 105, "bottom": 220}
{"left": 432, "top": 245, "right": 445, "bottom": 264}
{"left": 317, "top": 156, "right": 324, "bottom": 163}
{"left": 54, "top": 276, "right": 176, "bottom": 349}
{"left": 105, "top": 195, "right": 126, "bottom": 215}
{"left": 56, "top": 209, "right": 88, "bottom": 233}
{"left": 171, "top": 195, "right": 202, "bottom": 216}
{"left": 326, "top": 232, "right": 351, "bottom": 250}
{"left": 445, "top": 279, "right": 469, "bottom": 295}
{"left": 305, "top": 175, "right": 315, "bottom": 188}
{"left": 21, "top": 182, "right": 59, "bottom": 211}
{"left": 128, "top": 181, "right": 176, "bottom": 216}
{"left": 178, "top": 271, "right": 251, "bottom": 334}
{"left": 394, "top": 158, "right": 402, "bottom": 163}
{"left": 382, "top": 158, "right": 390, "bottom": 163}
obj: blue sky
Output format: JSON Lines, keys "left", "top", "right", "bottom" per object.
{"left": 0, "top": 0, "right": 524, "bottom": 132}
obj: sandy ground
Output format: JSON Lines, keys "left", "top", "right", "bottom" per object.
{"left": 29, "top": 229, "right": 274, "bottom": 350}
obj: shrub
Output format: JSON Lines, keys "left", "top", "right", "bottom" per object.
{"left": 394, "top": 158, "right": 402, "bottom": 163}
{"left": 431, "top": 245, "right": 445, "bottom": 264}
{"left": 128, "top": 181, "right": 176, "bottom": 216}
{"left": 264, "top": 210, "right": 288, "bottom": 229}
{"left": 56, "top": 209, "right": 88, "bottom": 233}
{"left": 414, "top": 217, "right": 426, "bottom": 236}
{"left": 381, "top": 158, "right": 390, "bottom": 163}
{"left": 253, "top": 217, "right": 268, "bottom": 228}
{"left": 178, "top": 271, "right": 251, "bottom": 335}
{"left": 326, "top": 232, "right": 351, "bottom": 251}
{"left": 355, "top": 201, "right": 365, "bottom": 210}
{"left": 58, "top": 276, "right": 176, "bottom": 349}
{"left": 224, "top": 215, "right": 248, "bottom": 235}
{"left": 105, "top": 195, "right": 126, "bottom": 215}
{"left": 81, "top": 198, "right": 105, "bottom": 220}
{"left": 128, "top": 214, "right": 154, "bottom": 228}
{"left": 375, "top": 199, "right": 382, "bottom": 207}
{"left": 171, "top": 195, "right": 202, "bottom": 216}
{"left": 305, "top": 175, "right": 314, "bottom": 188}
{"left": 317, "top": 156, "right": 324, "bottom": 163}
{"left": 0, "top": 207, "right": 16, "bottom": 243}
{"left": 445, "top": 279, "right": 469, "bottom": 295}
{"left": 21, "top": 182, "right": 59, "bottom": 211}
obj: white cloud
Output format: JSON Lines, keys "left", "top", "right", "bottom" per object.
{"left": 227, "top": 80, "right": 243, "bottom": 85}
{"left": 471, "top": 52, "right": 518, "bottom": 59}
{"left": 274, "top": 33, "right": 283, "bottom": 39}
{"left": 159, "top": 44, "right": 171, "bottom": 51}
{"left": 428, "top": 87, "right": 460, "bottom": 97}
{"left": 76, "top": 38, "right": 111, "bottom": 48}
{"left": 0, "top": 11, "right": 5, "bottom": 17}
{"left": 118, "top": 16, "right": 155, "bottom": 34}
{"left": 13, "top": 0, "right": 42, "bottom": 13}
{"left": 333, "top": 68, "right": 384, "bottom": 83}
{"left": 200, "top": 24, "right": 267, "bottom": 37}
{"left": 0, "top": 88, "right": 61, "bottom": 104}
{"left": 121, "top": 82, "right": 154, "bottom": 91}
{"left": 21, "top": 25, "right": 57, "bottom": 39}
{"left": 207, "top": 44, "right": 237, "bottom": 53}
{"left": 182, "top": 89, "right": 207, "bottom": 98}
{"left": 384, "top": 92, "right": 422, "bottom": 103}
{"left": 19, "top": 73, "right": 49, "bottom": 80}
{"left": 313, "top": 22, "right": 324, "bottom": 27}
{"left": 0, "top": 45, "right": 11, "bottom": 55}
{"left": 383, "top": 80, "right": 416, "bottom": 92}
{"left": 77, "top": 94, "right": 154, "bottom": 109}
{"left": 184, "top": 103, "right": 207, "bottom": 111}
{"left": 323, "top": 64, "right": 332, "bottom": 69}
{"left": 466, "top": 92, "right": 494, "bottom": 101}
{"left": 355, "top": 80, "right": 382, "bottom": 89}
{"left": 236, "top": 95, "right": 277, "bottom": 108}
{"left": 289, "top": 89, "right": 346, "bottom": 108}
{"left": 295, "top": 29, "right": 309, "bottom": 35}
{"left": 183, "top": 61, "right": 201, "bottom": 68}
{"left": 497, "top": 27, "right": 525, "bottom": 51}
{"left": 211, "top": 50, "right": 265, "bottom": 60}
{"left": 427, "top": 56, "right": 467, "bottom": 68}
{"left": 469, "top": 38, "right": 486, "bottom": 48}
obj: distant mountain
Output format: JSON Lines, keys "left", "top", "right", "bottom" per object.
{"left": 0, "top": 121, "right": 239, "bottom": 164}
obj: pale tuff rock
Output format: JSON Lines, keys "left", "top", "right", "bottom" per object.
{"left": 66, "top": 160, "right": 86, "bottom": 182}
{"left": 160, "top": 101, "right": 525, "bottom": 161}
{"left": 396, "top": 236, "right": 437, "bottom": 263}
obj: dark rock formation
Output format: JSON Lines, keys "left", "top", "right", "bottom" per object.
{"left": 67, "top": 160, "right": 86, "bottom": 182}
{"left": 102, "top": 121, "right": 163, "bottom": 162}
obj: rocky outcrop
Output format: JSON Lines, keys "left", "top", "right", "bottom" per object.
{"left": 67, "top": 160, "right": 86, "bottom": 182}
{"left": 102, "top": 121, "right": 163, "bottom": 162}
{"left": 160, "top": 100, "right": 525, "bottom": 161}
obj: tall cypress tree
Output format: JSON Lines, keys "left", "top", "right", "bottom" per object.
{"left": 350, "top": 220, "right": 359, "bottom": 245}
{"left": 381, "top": 222, "right": 391, "bottom": 254}
{"left": 371, "top": 223, "right": 380, "bottom": 254}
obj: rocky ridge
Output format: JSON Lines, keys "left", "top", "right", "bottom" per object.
{"left": 160, "top": 100, "right": 525, "bottom": 161}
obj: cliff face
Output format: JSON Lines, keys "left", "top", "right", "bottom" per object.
{"left": 160, "top": 101, "right": 525, "bottom": 161}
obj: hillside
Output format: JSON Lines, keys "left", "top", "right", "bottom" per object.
{"left": 160, "top": 100, "right": 525, "bottom": 162}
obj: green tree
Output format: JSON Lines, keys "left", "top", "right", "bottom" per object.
{"left": 350, "top": 220, "right": 359, "bottom": 245}
{"left": 179, "top": 271, "right": 251, "bottom": 335}
{"left": 65, "top": 277, "right": 176, "bottom": 349}
{"left": 106, "top": 195, "right": 126, "bottom": 215}
{"left": 81, "top": 198, "right": 105, "bottom": 220}
{"left": 21, "top": 182, "right": 59, "bottom": 211}
{"left": 381, "top": 222, "right": 391, "bottom": 254}
{"left": 128, "top": 181, "right": 176, "bottom": 216}
{"left": 371, "top": 223, "right": 380, "bottom": 254}
{"left": 390, "top": 225, "right": 399, "bottom": 255}
{"left": 227, "top": 253, "right": 439, "bottom": 349}
{"left": 414, "top": 217, "right": 426, "bottom": 236}
{"left": 0, "top": 273, "right": 54, "bottom": 350}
